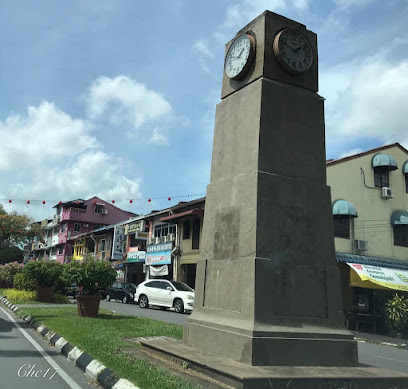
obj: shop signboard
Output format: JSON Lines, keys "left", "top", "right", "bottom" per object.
{"left": 126, "top": 220, "right": 145, "bottom": 234}
{"left": 127, "top": 250, "right": 146, "bottom": 263}
{"left": 135, "top": 231, "right": 148, "bottom": 240}
{"left": 348, "top": 263, "right": 408, "bottom": 292}
{"left": 146, "top": 242, "right": 172, "bottom": 265}
{"left": 112, "top": 226, "right": 126, "bottom": 260}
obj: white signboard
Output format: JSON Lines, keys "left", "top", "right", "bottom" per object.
{"left": 112, "top": 226, "right": 125, "bottom": 260}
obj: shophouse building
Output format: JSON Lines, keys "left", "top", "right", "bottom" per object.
{"left": 327, "top": 143, "right": 408, "bottom": 332}
{"left": 33, "top": 197, "right": 134, "bottom": 263}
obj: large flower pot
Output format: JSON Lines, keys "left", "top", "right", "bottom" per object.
{"left": 36, "top": 286, "right": 53, "bottom": 302}
{"left": 77, "top": 295, "right": 101, "bottom": 318}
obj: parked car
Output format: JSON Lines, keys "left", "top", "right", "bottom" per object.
{"left": 134, "top": 280, "right": 194, "bottom": 313}
{"left": 106, "top": 282, "right": 136, "bottom": 304}
{"left": 66, "top": 283, "right": 78, "bottom": 299}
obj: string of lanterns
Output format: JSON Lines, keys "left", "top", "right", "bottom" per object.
{"left": 2, "top": 193, "right": 205, "bottom": 206}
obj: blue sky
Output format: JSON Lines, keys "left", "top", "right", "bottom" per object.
{"left": 1, "top": 0, "right": 407, "bottom": 221}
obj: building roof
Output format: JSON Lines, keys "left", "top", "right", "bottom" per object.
{"left": 336, "top": 252, "right": 408, "bottom": 271}
{"left": 159, "top": 208, "right": 204, "bottom": 223}
{"left": 326, "top": 143, "right": 408, "bottom": 168}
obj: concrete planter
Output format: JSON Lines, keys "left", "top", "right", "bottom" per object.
{"left": 36, "top": 286, "right": 53, "bottom": 302}
{"left": 77, "top": 295, "right": 101, "bottom": 318}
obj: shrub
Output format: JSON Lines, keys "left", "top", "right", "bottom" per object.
{"left": 64, "top": 255, "right": 116, "bottom": 295}
{"left": 0, "top": 262, "right": 24, "bottom": 286}
{"left": 383, "top": 293, "right": 408, "bottom": 333}
{"left": 53, "top": 275, "right": 69, "bottom": 295}
{"left": 6, "top": 288, "right": 36, "bottom": 302}
{"left": 52, "top": 293, "right": 70, "bottom": 304}
{"left": 23, "top": 260, "right": 63, "bottom": 288}
{"left": 13, "top": 273, "right": 36, "bottom": 291}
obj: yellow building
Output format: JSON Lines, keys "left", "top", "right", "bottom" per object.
{"left": 327, "top": 143, "right": 408, "bottom": 332}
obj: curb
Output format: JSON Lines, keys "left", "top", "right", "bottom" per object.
{"left": 0, "top": 296, "right": 140, "bottom": 389}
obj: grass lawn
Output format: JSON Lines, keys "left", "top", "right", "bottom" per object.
{"left": 17, "top": 307, "right": 199, "bottom": 389}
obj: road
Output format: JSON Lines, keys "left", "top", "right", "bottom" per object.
{"left": 101, "top": 299, "right": 408, "bottom": 375}
{"left": 100, "top": 299, "right": 190, "bottom": 325}
{"left": 0, "top": 305, "right": 97, "bottom": 389}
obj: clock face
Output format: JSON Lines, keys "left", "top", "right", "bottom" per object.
{"left": 225, "top": 34, "right": 255, "bottom": 80}
{"left": 273, "top": 28, "right": 313, "bottom": 73}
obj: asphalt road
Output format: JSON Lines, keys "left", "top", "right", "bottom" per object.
{"left": 99, "top": 298, "right": 190, "bottom": 325}
{"left": 0, "top": 306, "right": 97, "bottom": 389}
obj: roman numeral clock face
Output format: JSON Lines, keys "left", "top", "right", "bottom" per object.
{"left": 225, "top": 34, "right": 256, "bottom": 80}
{"left": 273, "top": 28, "right": 313, "bottom": 74}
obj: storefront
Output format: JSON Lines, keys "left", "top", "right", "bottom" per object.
{"left": 337, "top": 252, "right": 408, "bottom": 333}
{"left": 146, "top": 242, "right": 173, "bottom": 280}
{"left": 125, "top": 250, "right": 146, "bottom": 286}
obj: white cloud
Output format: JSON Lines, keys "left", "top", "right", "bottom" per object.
{"left": 1, "top": 151, "right": 142, "bottom": 221}
{"left": 149, "top": 128, "right": 169, "bottom": 146}
{"left": 193, "top": 39, "right": 214, "bottom": 59}
{"left": 0, "top": 102, "right": 97, "bottom": 171}
{"left": 86, "top": 75, "right": 173, "bottom": 130}
{"left": 323, "top": 57, "right": 408, "bottom": 150}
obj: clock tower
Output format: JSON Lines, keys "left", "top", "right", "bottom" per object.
{"left": 140, "top": 11, "right": 408, "bottom": 388}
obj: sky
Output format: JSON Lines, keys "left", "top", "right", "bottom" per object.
{"left": 1, "top": 0, "right": 408, "bottom": 221}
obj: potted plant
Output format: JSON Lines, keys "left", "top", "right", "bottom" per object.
{"left": 383, "top": 293, "right": 408, "bottom": 338}
{"left": 64, "top": 255, "right": 116, "bottom": 317}
{"left": 23, "top": 260, "right": 64, "bottom": 302}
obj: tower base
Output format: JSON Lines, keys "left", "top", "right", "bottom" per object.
{"left": 140, "top": 338, "right": 408, "bottom": 389}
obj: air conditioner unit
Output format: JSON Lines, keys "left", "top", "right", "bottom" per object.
{"left": 101, "top": 209, "right": 108, "bottom": 214}
{"left": 355, "top": 240, "right": 368, "bottom": 251}
{"left": 155, "top": 237, "right": 160, "bottom": 244}
{"left": 159, "top": 236, "right": 166, "bottom": 244}
{"left": 381, "top": 187, "right": 394, "bottom": 199}
{"left": 83, "top": 223, "right": 89, "bottom": 227}
{"left": 167, "top": 233, "right": 175, "bottom": 242}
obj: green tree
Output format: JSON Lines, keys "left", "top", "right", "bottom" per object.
{"left": 0, "top": 205, "right": 42, "bottom": 263}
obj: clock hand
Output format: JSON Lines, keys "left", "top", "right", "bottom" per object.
{"left": 282, "top": 41, "right": 296, "bottom": 52}
{"left": 293, "top": 46, "right": 302, "bottom": 53}
{"left": 237, "top": 48, "right": 245, "bottom": 58}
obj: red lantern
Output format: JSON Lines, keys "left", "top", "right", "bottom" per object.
{"left": 168, "top": 197, "right": 171, "bottom": 201}
{"left": 76, "top": 201, "right": 79, "bottom": 205}
{"left": 148, "top": 198, "right": 151, "bottom": 203}
{"left": 93, "top": 200, "right": 97, "bottom": 205}
{"left": 27, "top": 200, "right": 30, "bottom": 204}
{"left": 112, "top": 200, "right": 115, "bottom": 204}
{"left": 42, "top": 200, "right": 46, "bottom": 205}
{"left": 129, "top": 199, "right": 133, "bottom": 204}
{"left": 59, "top": 201, "right": 62, "bottom": 205}
{"left": 8, "top": 199, "right": 12, "bottom": 203}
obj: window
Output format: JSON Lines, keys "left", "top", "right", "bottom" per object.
{"left": 95, "top": 205, "right": 104, "bottom": 214}
{"left": 393, "top": 225, "right": 408, "bottom": 247}
{"left": 374, "top": 166, "right": 390, "bottom": 188}
{"left": 74, "top": 223, "right": 81, "bottom": 232}
{"left": 333, "top": 216, "right": 350, "bottom": 239}
{"left": 58, "top": 247, "right": 63, "bottom": 255}
{"left": 62, "top": 223, "right": 67, "bottom": 232}
{"left": 183, "top": 220, "right": 190, "bottom": 240}
{"left": 192, "top": 218, "right": 200, "bottom": 250}
{"left": 405, "top": 173, "right": 408, "bottom": 194}
{"left": 154, "top": 223, "right": 176, "bottom": 238}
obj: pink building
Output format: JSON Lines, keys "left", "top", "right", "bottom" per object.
{"left": 54, "top": 197, "right": 135, "bottom": 263}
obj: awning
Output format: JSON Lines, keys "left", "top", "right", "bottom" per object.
{"left": 403, "top": 161, "right": 408, "bottom": 174}
{"left": 372, "top": 153, "right": 398, "bottom": 171}
{"left": 332, "top": 200, "right": 358, "bottom": 217}
{"left": 336, "top": 252, "right": 408, "bottom": 270}
{"left": 391, "top": 211, "right": 408, "bottom": 225}
{"left": 348, "top": 262, "right": 408, "bottom": 292}
{"left": 159, "top": 209, "right": 204, "bottom": 223}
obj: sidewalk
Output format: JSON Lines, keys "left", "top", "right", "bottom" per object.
{"left": 351, "top": 330, "right": 408, "bottom": 349}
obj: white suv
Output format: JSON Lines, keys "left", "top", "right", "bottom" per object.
{"left": 134, "top": 279, "right": 194, "bottom": 313}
